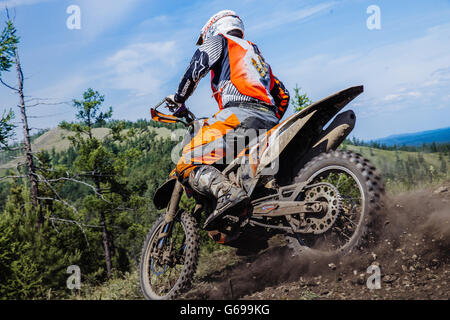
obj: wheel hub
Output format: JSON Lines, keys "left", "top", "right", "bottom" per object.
{"left": 299, "top": 183, "right": 342, "bottom": 234}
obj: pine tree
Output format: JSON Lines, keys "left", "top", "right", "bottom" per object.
{"left": 291, "top": 84, "right": 312, "bottom": 112}
{"left": 60, "top": 88, "right": 129, "bottom": 278}
{"left": 0, "top": 110, "right": 14, "bottom": 149}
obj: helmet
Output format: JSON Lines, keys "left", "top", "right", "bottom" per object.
{"left": 196, "top": 10, "right": 244, "bottom": 45}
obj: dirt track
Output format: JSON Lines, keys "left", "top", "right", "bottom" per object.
{"left": 183, "top": 185, "right": 450, "bottom": 300}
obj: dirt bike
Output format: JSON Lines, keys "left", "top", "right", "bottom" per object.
{"left": 139, "top": 85, "right": 385, "bottom": 300}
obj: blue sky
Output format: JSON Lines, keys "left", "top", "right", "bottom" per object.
{"left": 0, "top": 0, "right": 449, "bottom": 142}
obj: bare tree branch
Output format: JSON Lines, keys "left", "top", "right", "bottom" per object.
{"left": 0, "top": 78, "right": 18, "bottom": 91}
{"left": 0, "top": 175, "right": 26, "bottom": 181}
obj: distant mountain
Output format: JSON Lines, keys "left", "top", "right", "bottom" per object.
{"left": 374, "top": 127, "right": 450, "bottom": 146}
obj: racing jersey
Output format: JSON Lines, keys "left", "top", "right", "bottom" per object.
{"left": 174, "top": 34, "right": 290, "bottom": 120}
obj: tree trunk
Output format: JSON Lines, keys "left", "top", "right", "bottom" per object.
{"left": 15, "top": 49, "right": 42, "bottom": 228}
{"left": 99, "top": 210, "right": 113, "bottom": 278}
{"left": 95, "top": 179, "right": 113, "bottom": 278}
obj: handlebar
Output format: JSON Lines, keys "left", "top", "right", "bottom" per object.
{"left": 151, "top": 99, "right": 197, "bottom": 126}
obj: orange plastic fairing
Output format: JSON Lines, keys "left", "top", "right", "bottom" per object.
{"left": 150, "top": 108, "right": 178, "bottom": 124}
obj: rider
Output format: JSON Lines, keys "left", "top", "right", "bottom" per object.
{"left": 165, "top": 10, "right": 290, "bottom": 229}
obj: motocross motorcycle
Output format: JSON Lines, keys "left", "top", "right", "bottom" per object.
{"left": 139, "top": 85, "right": 384, "bottom": 300}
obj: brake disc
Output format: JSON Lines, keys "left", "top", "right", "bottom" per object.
{"left": 299, "top": 183, "right": 342, "bottom": 235}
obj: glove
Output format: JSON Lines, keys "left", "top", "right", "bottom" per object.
{"left": 165, "top": 94, "right": 184, "bottom": 112}
{"left": 165, "top": 94, "right": 189, "bottom": 118}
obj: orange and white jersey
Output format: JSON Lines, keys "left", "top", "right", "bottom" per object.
{"left": 213, "top": 34, "right": 275, "bottom": 107}
{"left": 174, "top": 34, "right": 290, "bottom": 119}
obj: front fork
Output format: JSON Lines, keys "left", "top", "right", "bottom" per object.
{"left": 157, "top": 180, "right": 184, "bottom": 250}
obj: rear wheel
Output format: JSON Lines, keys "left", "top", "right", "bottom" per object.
{"left": 286, "top": 150, "right": 384, "bottom": 255}
{"left": 139, "top": 211, "right": 199, "bottom": 300}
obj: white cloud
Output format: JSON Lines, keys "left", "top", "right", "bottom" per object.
{"left": 0, "top": 0, "right": 52, "bottom": 8}
{"left": 249, "top": 1, "right": 336, "bottom": 32}
{"left": 281, "top": 22, "right": 450, "bottom": 111}
{"left": 104, "top": 41, "right": 179, "bottom": 97}
{"left": 76, "top": 0, "right": 145, "bottom": 40}
{"left": 274, "top": 21, "right": 450, "bottom": 139}
{"left": 384, "top": 91, "right": 422, "bottom": 102}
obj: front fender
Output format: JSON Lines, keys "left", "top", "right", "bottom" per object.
{"left": 153, "top": 178, "right": 177, "bottom": 210}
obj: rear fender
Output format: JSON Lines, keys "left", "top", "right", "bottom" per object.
{"left": 255, "top": 86, "right": 363, "bottom": 177}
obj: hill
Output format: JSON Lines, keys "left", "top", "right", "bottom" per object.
{"left": 0, "top": 126, "right": 173, "bottom": 169}
{"left": 374, "top": 127, "right": 450, "bottom": 146}
{"left": 343, "top": 144, "right": 449, "bottom": 192}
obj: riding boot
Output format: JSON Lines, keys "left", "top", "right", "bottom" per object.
{"left": 188, "top": 166, "right": 249, "bottom": 229}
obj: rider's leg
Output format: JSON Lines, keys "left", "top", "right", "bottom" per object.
{"left": 188, "top": 165, "right": 249, "bottom": 229}
{"left": 174, "top": 113, "right": 249, "bottom": 229}
{"left": 174, "top": 107, "right": 278, "bottom": 229}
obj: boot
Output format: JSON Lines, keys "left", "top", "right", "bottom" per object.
{"left": 189, "top": 166, "right": 249, "bottom": 230}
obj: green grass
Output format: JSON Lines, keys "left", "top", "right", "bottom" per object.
{"left": 343, "top": 144, "right": 449, "bottom": 193}
{"left": 69, "top": 271, "right": 142, "bottom": 300}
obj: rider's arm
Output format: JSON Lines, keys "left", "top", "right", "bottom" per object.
{"left": 270, "top": 75, "right": 290, "bottom": 120}
{"left": 173, "top": 35, "right": 224, "bottom": 104}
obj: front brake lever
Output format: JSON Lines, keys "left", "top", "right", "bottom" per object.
{"left": 153, "top": 99, "right": 167, "bottom": 111}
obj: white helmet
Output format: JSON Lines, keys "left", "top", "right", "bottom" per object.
{"left": 196, "top": 10, "right": 244, "bottom": 45}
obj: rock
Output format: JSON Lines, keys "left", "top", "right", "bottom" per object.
{"left": 430, "top": 259, "right": 440, "bottom": 268}
{"left": 306, "top": 280, "right": 318, "bottom": 287}
{"left": 412, "top": 254, "right": 418, "bottom": 260}
{"left": 328, "top": 263, "right": 337, "bottom": 270}
{"left": 383, "top": 275, "right": 398, "bottom": 283}
{"left": 371, "top": 252, "right": 377, "bottom": 260}
{"left": 357, "top": 274, "right": 366, "bottom": 285}
{"left": 433, "top": 186, "right": 448, "bottom": 194}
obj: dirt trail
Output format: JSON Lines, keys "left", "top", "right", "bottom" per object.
{"left": 183, "top": 185, "right": 450, "bottom": 300}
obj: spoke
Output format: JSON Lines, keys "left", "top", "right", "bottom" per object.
{"left": 336, "top": 229, "right": 351, "bottom": 240}
{"left": 341, "top": 214, "right": 357, "bottom": 226}
{"left": 336, "top": 174, "right": 344, "bottom": 188}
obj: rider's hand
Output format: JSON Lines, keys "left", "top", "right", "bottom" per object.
{"left": 165, "top": 94, "right": 189, "bottom": 118}
{"left": 165, "top": 94, "right": 183, "bottom": 112}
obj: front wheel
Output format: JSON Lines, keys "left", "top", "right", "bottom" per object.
{"left": 286, "top": 150, "right": 385, "bottom": 256}
{"left": 139, "top": 211, "right": 199, "bottom": 300}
